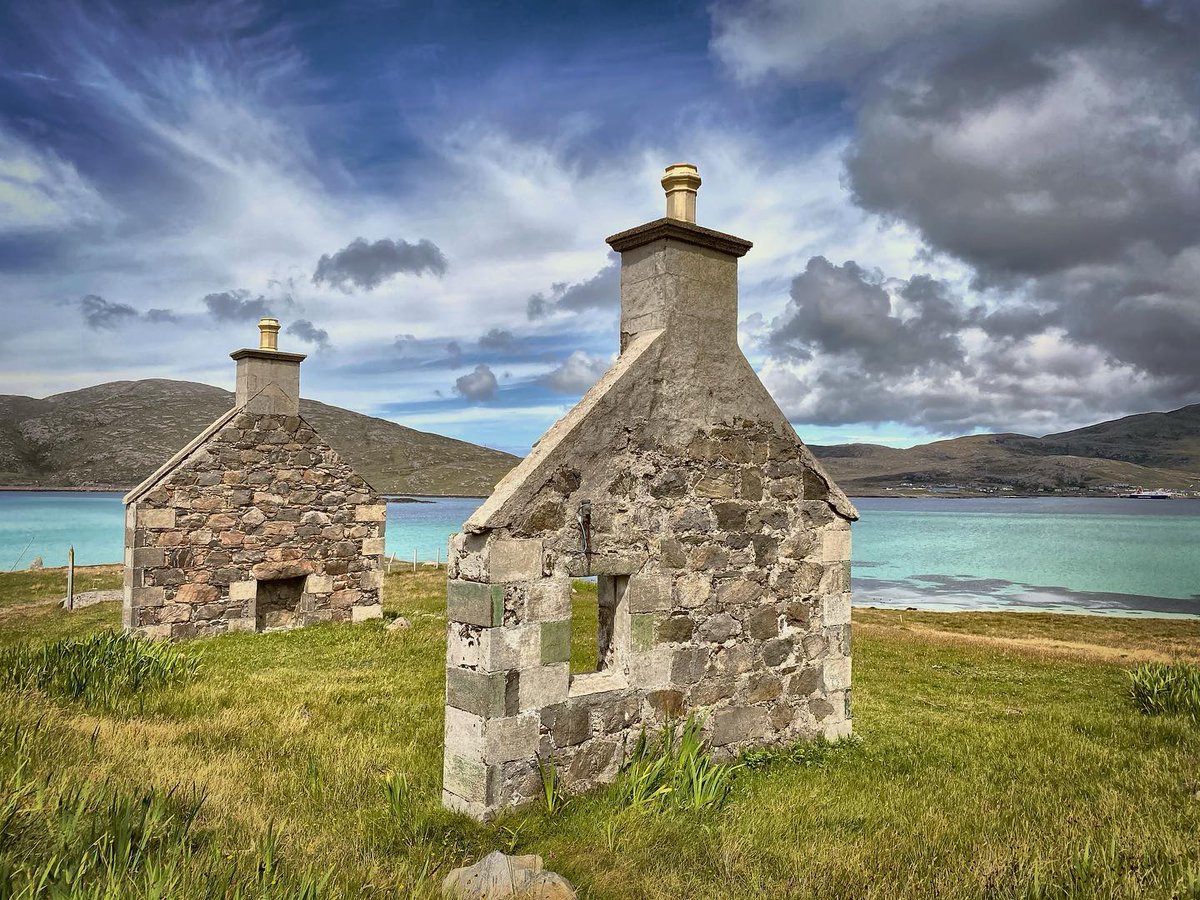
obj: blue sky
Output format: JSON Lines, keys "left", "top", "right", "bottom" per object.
{"left": 2, "top": 0, "right": 1198, "bottom": 455}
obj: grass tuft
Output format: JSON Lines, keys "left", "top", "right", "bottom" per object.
{"left": 0, "top": 630, "right": 198, "bottom": 712}
{"left": 617, "top": 716, "right": 739, "bottom": 813}
{"left": 537, "top": 754, "right": 569, "bottom": 816}
{"left": 1129, "top": 661, "right": 1200, "bottom": 722}
{"left": 741, "top": 733, "right": 862, "bottom": 771}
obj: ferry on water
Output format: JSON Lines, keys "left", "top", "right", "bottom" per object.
{"left": 1120, "top": 488, "right": 1173, "bottom": 499}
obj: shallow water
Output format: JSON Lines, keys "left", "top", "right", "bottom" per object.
{"left": 852, "top": 497, "right": 1200, "bottom": 617}
{"left": 1, "top": 492, "right": 1196, "bottom": 617}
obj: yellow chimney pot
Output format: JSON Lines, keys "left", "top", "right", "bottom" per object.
{"left": 258, "top": 317, "right": 280, "bottom": 351}
{"left": 661, "top": 163, "right": 701, "bottom": 223}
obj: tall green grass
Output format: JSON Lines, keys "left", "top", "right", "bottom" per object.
{"left": 1128, "top": 661, "right": 1200, "bottom": 722}
{"left": 0, "top": 569, "right": 1198, "bottom": 898}
{"left": 0, "top": 631, "right": 197, "bottom": 712}
{"left": 0, "top": 711, "right": 344, "bottom": 899}
{"left": 616, "top": 717, "right": 739, "bottom": 813}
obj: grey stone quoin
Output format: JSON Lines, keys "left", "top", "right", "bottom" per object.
{"left": 442, "top": 164, "right": 857, "bottom": 820}
{"left": 122, "top": 321, "right": 386, "bottom": 639}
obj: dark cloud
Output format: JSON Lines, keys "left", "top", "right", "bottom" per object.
{"left": 312, "top": 237, "right": 447, "bottom": 292}
{"left": 527, "top": 254, "right": 619, "bottom": 319}
{"left": 203, "top": 290, "right": 273, "bottom": 322}
{"left": 767, "top": 257, "right": 972, "bottom": 375}
{"left": 145, "top": 308, "right": 179, "bottom": 323}
{"left": 79, "top": 294, "right": 137, "bottom": 329}
{"left": 287, "top": 318, "right": 329, "bottom": 350}
{"left": 445, "top": 340, "right": 462, "bottom": 362}
{"left": 834, "top": 1, "right": 1200, "bottom": 388}
{"left": 454, "top": 363, "right": 498, "bottom": 401}
{"left": 537, "top": 350, "right": 611, "bottom": 394}
{"left": 478, "top": 328, "right": 516, "bottom": 349}
{"left": 762, "top": 255, "right": 1185, "bottom": 434}
{"left": 720, "top": 0, "right": 1200, "bottom": 422}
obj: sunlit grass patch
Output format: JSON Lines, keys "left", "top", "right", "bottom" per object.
{"left": 0, "top": 569, "right": 1196, "bottom": 898}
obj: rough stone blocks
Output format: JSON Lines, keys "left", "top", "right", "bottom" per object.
{"left": 354, "top": 504, "right": 387, "bottom": 522}
{"left": 136, "top": 508, "right": 176, "bottom": 529}
{"left": 351, "top": 603, "right": 383, "bottom": 623}
{"left": 488, "top": 539, "right": 543, "bottom": 582}
{"left": 122, "top": 408, "right": 385, "bottom": 641}
{"left": 447, "top": 580, "right": 504, "bottom": 627}
{"left": 821, "top": 526, "right": 852, "bottom": 563}
{"left": 447, "top": 668, "right": 510, "bottom": 719}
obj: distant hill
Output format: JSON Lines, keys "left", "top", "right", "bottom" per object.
{"left": 811, "top": 404, "right": 1200, "bottom": 495}
{"left": 0, "top": 379, "right": 519, "bottom": 496}
{"left": 3, "top": 379, "right": 1196, "bottom": 498}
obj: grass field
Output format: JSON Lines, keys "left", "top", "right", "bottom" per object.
{"left": 1, "top": 567, "right": 1198, "bottom": 898}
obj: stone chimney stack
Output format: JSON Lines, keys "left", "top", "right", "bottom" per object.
{"left": 230, "top": 318, "right": 306, "bottom": 415}
{"left": 606, "top": 164, "right": 752, "bottom": 351}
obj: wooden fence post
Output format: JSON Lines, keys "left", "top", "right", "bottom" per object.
{"left": 66, "top": 546, "right": 75, "bottom": 610}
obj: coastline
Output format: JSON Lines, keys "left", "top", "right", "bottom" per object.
{"left": 4, "top": 485, "right": 1193, "bottom": 501}
{"left": 0, "top": 486, "right": 489, "bottom": 500}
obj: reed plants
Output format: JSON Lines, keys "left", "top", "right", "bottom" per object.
{"left": 1128, "top": 661, "right": 1200, "bottom": 722}
{"left": 0, "top": 630, "right": 197, "bottom": 712}
{"left": 616, "top": 716, "right": 739, "bottom": 813}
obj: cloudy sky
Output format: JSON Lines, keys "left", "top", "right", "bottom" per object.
{"left": 2, "top": 0, "right": 1198, "bottom": 454}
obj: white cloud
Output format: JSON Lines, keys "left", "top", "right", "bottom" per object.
{"left": 538, "top": 350, "right": 612, "bottom": 394}
{"left": 0, "top": 129, "right": 114, "bottom": 232}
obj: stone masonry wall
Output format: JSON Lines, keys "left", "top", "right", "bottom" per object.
{"left": 443, "top": 417, "right": 852, "bottom": 819}
{"left": 124, "top": 411, "right": 385, "bottom": 639}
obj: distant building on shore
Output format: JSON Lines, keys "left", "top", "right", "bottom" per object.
{"left": 122, "top": 319, "right": 385, "bottom": 639}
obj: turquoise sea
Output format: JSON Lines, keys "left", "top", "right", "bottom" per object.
{"left": 1, "top": 492, "right": 1196, "bottom": 617}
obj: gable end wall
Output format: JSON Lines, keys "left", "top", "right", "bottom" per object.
{"left": 123, "top": 410, "right": 385, "bottom": 639}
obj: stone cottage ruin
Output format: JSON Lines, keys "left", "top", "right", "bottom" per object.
{"left": 123, "top": 319, "right": 386, "bottom": 639}
{"left": 442, "top": 164, "right": 858, "bottom": 819}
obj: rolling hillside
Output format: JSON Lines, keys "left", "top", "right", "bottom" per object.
{"left": 0, "top": 379, "right": 519, "bottom": 496}
{"left": 2, "top": 379, "right": 1197, "bottom": 497}
{"left": 811, "top": 404, "right": 1200, "bottom": 495}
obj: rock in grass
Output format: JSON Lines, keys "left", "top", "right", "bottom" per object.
{"left": 62, "top": 590, "right": 122, "bottom": 610}
{"left": 386, "top": 616, "right": 412, "bottom": 633}
{"left": 27, "top": 556, "right": 43, "bottom": 571}
{"left": 442, "top": 851, "right": 575, "bottom": 899}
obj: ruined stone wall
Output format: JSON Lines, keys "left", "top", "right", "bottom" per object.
{"left": 443, "top": 417, "right": 852, "bottom": 819}
{"left": 124, "top": 411, "right": 385, "bottom": 639}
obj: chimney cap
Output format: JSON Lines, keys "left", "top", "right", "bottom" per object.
{"left": 258, "top": 317, "right": 281, "bottom": 351}
{"left": 662, "top": 163, "right": 701, "bottom": 223}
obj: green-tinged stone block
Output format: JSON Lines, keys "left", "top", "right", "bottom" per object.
{"left": 448, "top": 580, "right": 505, "bottom": 627}
{"left": 446, "top": 667, "right": 507, "bottom": 718}
{"left": 839, "top": 561, "right": 852, "bottom": 592}
{"left": 631, "top": 613, "right": 658, "bottom": 652}
{"left": 540, "top": 619, "right": 571, "bottom": 665}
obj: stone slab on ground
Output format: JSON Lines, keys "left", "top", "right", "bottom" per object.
{"left": 61, "top": 590, "right": 123, "bottom": 609}
{"left": 442, "top": 851, "right": 575, "bottom": 899}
